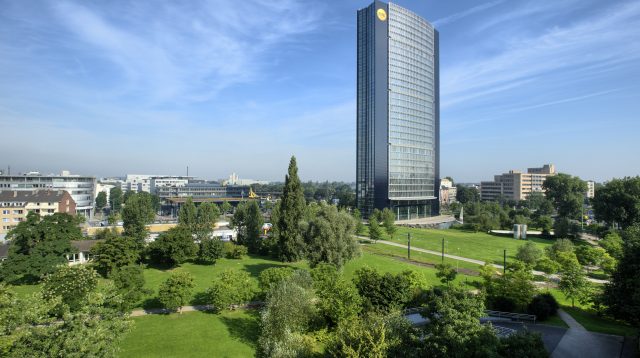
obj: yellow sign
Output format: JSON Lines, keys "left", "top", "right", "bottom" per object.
{"left": 376, "top": 8, "right": 387, "bottom": 21}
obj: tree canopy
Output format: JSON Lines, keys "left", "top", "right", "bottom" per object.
{"left": 1, "top": 212, "right": 81, "bottom": 283}
{"left": 276, "top": 156, "right": 306, "bottom": 262}
{"left": 542, "top": 174, "right": 587, "bottom": 219}
{"left": 592, "top": 176, "right": 640, "bottom": 229}
{"left": 303, "top": 204, "right": 359, "bottom": 268}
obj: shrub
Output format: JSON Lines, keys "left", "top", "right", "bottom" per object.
{"left": 498, "top": 331, "right": 547, "bottom": 358}
{"left": 198, "top": 238, "right": 224, "bottom": 264}
{"left": 206, "top": 269, "right": 254, "bottom": 311}
{"left": 259, "top": 267, "right": 295, "bottom": 293}
{"left": 224, "top": 242, "right": 248, "bottom": 259}
{"left": 527, "top": 293, "right": 559, "bottom": 321}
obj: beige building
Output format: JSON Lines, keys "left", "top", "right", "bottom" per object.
{"left": 0, "top": 190, "right": 76, "bottom": 238}
{"left": 480, "top": 164, "right": 556, "bottom": 202}
{"left": 439, "top": 178, "right": 457, "bottom": 206}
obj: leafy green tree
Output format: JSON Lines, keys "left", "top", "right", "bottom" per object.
{"left": 194, "top": 202, "right": 219, "bottom": 241}
{"left": 575, "top": 245, "right": 606, "bottom": 269}
{"left": 109, "top": 186, "right": 123, "bottom": 212}
{"left": 326, "top": 312, "right": 391, "bottom": 358}
{"left": 527, "top": 293, "right": 559, "bottom": 321}
{"left": 600, "top": 232, "right": 623, "bottom": 259}
{"left": 220, "top": 201, "right": 232, "bottom": 216}
{"left": 381, "top": 208, "right": 397, "bottom": 237}
{"left": 90, "top": 231, "right": 140, "bottom": 277}
{"left": 95, "top": 191, "right": 107, "bottom": 213}
{"left": 559, "top": 264, "right": 591, "bottom": 308}
{"left": 498, "top": 331, "right": 548, "bottom": 358}
{"left": 435, "top": 263, "right": 457, "bottom": 286}
{"left": 111, "top": 265, "right": 150, "bottom": 311}
{"left": 244, "top": 201, "right": 264, "bottom": 253}
{"left": 42, "top": 265, "right": 99, "bottom": 312}
{"left": 1, "top": 282, "right": 131, "bottom": 357}
{"left": 123, "top": 190, "right": 134, "bottom": 203}
{"left": 353, "top": 208, "right": 364, "bottom": 235}
{"left": 198, "top": 238, "right": 224, "bottom": 264}
{"left": 554, "top": 217, "right": 580, "bottom": 238}
{"left": 303, "top": 204, "right": 359, "bottom": 268}
{"left": 178, "top": 197, "right": 197, "bottom": 233}
{"left": 353, "top": 267, "right": 414, "bottom": 312}
{"left": 257, "top": 270, "right": 316, "bottom": 358}
{"left": 456, "top": 185, "right": 480, "bottom": 204}
{"left": 592, "top": 177, "right": 640, "bottom": 229}
{"left": 148, "top": 226, "right": 198, "bottom": 266}
{"left": 535, "top": 256, "right": 560, "bottom": 290}
{"left": 1, "top": 212, "right": 80, "bottom": 283}
{"left": 603, "top": 226, "right": 640, "bottom": 325}
{"left": 543, "top": 174, "right": 587, "bottom": 219}
{"left": 421, "top": 286, "right": 499, "bottom": 358}
{"left": 276, "top": 156, "right": 306, "bottom": 262}
{"left": 533, "top": 215, "right": 553, "bottom": 234}
{"left": 223, "top": 242, "right": 248, "bottom": 259}
{"left": 158, "top": 271, "right": 194, "bottom": 313}
{"left": 545, "top": 238, "right": 574, "bottom": 261}
{"left": 259, "top": 267, "right": 295, "bottom": 294}
{"left": 516, "top": 241, "right": 543, "bottom": 266}
{"left": 313, "top": 269, "right": 362, "bottom": 326}
{"left": 122, "top": 192, "right": 155, "bottom": 245}
{"left": 525, "top": 191, "right": 553, "bottom": 215}
{"left": 206, "top": 269, "right": 254, "bottom": 311}
{"left": 368, "top": 216, "right": 382, "bottom": 243}
{"left": 492, "top": 262, "right": 536, "bottom": 311}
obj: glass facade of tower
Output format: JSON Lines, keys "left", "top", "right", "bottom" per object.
{"left": 357, "top": 1, "right": 439, "bottom": 220}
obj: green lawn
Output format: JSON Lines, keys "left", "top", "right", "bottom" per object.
{"left": 119, "top": 310, "right": 259, "bottom": 358}
{"left": 360, "top": 242, "right": 483, "bottom": 272}
{"left": 547, "top": 288, "right": 638, "bottom": 336}
{"left": 365, "top": 227, "right": 553, "bottom": 265}
{"left": 139, "top": 256, "right": 308, "bottom": 309}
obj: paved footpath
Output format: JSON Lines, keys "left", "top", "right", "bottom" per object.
{"left": 131, "top": 305, "right": 214, "bottom": 317}
{"left": 551, "top": 309, "right": 626, "bottom": 358}
{"left": 357, "top": 236, "right": 609, "bottom": 284}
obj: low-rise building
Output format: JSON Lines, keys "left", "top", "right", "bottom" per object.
{"left": 0, "top": 171, "right": 95, "bottom": 217}
{"left": 0, "top": 190, "right": 76, "bottom": 238}
{"left": 480, "top": 164, "right": 556, "bottom": 202}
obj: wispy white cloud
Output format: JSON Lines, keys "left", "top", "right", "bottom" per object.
{"left": 507, "top": 89, "right": 621, "bottom": 112}
{"left": 48, "top": 0, "right": 324, "bottom": 102}
{"left": 433, "top": 0, "right": 505, "bottom": 27}
{"left": 442, "top": 1, "right": 640, "bottom": 109}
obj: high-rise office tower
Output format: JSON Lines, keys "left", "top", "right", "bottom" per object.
{"left": 356, "top": 1, "right": 440, "bottom": 220}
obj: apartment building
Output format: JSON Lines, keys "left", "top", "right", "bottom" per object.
{"left": 480, "top": 164, "right": 556, "bottom": 201}
{"left": 0, "top": 190, "right": 76, "bottom": 238}
{"left": 0, "top": 171, "right": 95, "bottom": 217}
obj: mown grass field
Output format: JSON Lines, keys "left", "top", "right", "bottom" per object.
{"left": 364, "top": 226, "right": 553, "bottom": 264}
{"left": 119, "top": 310, "right": 259, "bottom": 358}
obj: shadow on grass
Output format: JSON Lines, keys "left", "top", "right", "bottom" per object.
{"left": 142, "top": 297, "right": 163, "bottom": 310}
{"left": 191, "top": 291, "right": 210, "bottom": 306}
{"left": 220, "top": 310, "right": 261, "bottom": 347}
{"left": 144, "top": 262, "right": 177, "bottom": 272}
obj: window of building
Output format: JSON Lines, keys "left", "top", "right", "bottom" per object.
{"left": 2, "top": 218, "right": 8, "bottom": 222}
{"left": 1, "top": 210, "right": 8, "bottom": 214}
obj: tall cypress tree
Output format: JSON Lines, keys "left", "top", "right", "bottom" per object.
{"left": 276, "top": 156, "right": 306, "bottom": 261}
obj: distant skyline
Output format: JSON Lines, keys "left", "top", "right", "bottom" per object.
{"left": 1, "top": 0, "right": 639, "bottom": 183}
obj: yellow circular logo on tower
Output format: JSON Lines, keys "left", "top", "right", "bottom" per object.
{"left": 377, "top": 8, "right": 387, "bottom": 21}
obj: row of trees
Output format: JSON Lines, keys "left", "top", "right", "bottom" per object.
{"left": 250, "top": 264, "right": 547, "bottom": 358}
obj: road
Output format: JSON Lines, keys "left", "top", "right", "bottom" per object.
{"left": 357, "top": 236, "right": 609, "bottom": 284}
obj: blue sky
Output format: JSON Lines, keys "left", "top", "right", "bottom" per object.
{"left": 1, "top": 0, "right": 638, "bottom": 183}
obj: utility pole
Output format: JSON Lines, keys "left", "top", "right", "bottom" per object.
{"left": 441, "top": 238, "right": 445, "bottom": 264}
{"left": 407, "top": 233, "right": 411, "bottom": 260}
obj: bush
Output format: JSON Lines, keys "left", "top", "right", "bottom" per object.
{"left": 224, "top": 242, "right": 248, "bottom": 259}
{"left": 198, "top": 238, "right": 224, "bottom": 264}
{"left": 527, "top": 293, "right": 559, "bottom": 321}
{"left": 206, "top": 269, "right": 254, "bottom": 311}
{"left": 498, "top": 331, "right": 547, "bottom": 358}
{"left": 259, "top": 267, "right": 295, "bottom": 293}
